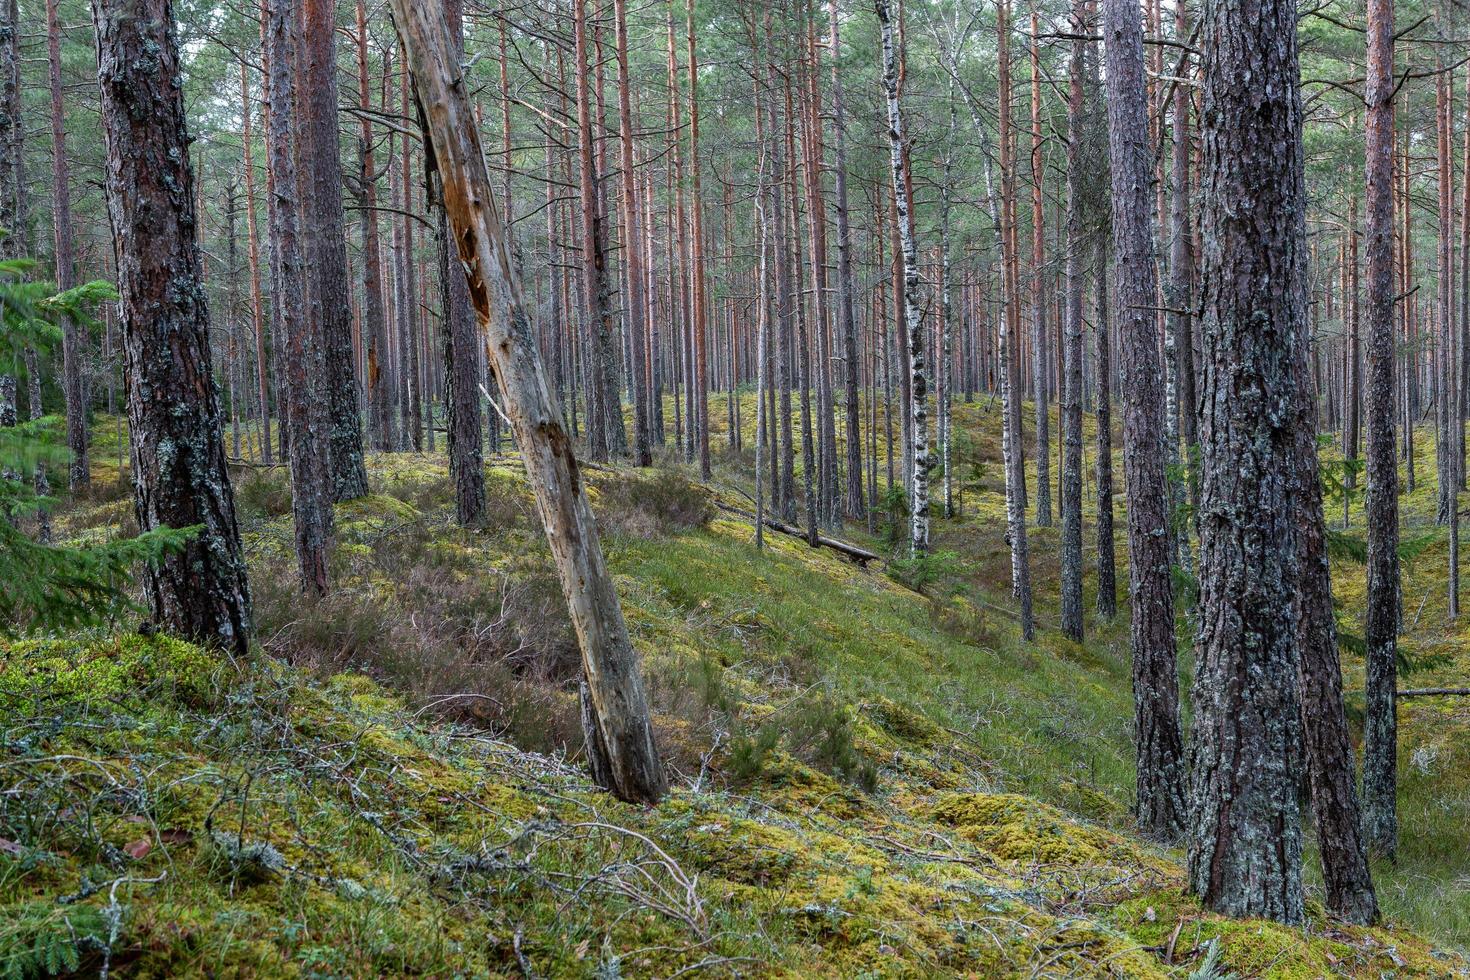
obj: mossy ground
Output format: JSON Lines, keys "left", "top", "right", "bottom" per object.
{"left": 0, "top": 398, "right": 1464, "bottom": 977}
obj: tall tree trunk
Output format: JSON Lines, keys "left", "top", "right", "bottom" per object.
{"left": 430, "top": 0, "right": 486, "bottom": 523}
{"left": 1285, "top": 12, "right": 1385, "bottom": 917}
{"left": 357, "top": 0, "right": 393, "bottom": 453}
{"left": 1102, "top": 0, "right": 1185, "bottom": 840}
{"left": 1189, "top": 0, "right": 1310, "bottom": 922}
{"left": 1059, "top": 3, "right": 1086, "bottom": 642}
{"left": 686, "top": 0, "right": 710, "bottom": 481}
{"left": 240, "top": 60, "right": 273, "bottom": 465}
{"left": 613, "top": 0, "right": 651, "bottom": 467}
{"left": 1094, "top": 244, "right": 1119, "bottom": 626}
{"left": 93, "top": 0, "right": 251, "bottom": 653}
{"left": 998, "top": 0, "right": 1034, "bottom": 636}
{"left": 1362, "top": 0, "right": 1400, "bottom": 862}
{"left": 573, "top": 0, "right": 619, "bottom": 462}
{"left": 48, "top": 0, "right": 88, "bottom": 490}
{"left": 391, "top": 0, "right": 666, "bottom": 805}
{"left": 828, "top": 0, "right": 864, "bottom": 523}
{"left": 1029, "top": 7, "right": 1051, "bottom": 528}
{"left": 1167, "top": 0, "right": 1197, "bottom": 518}
{"left": 301, "top": 0, "right": 369, "bottom": 500}
{"left": 265, "top": 0, "right": 333, "bottom": 594}
{"left": 876, "top": 0, "right": 929, "bottom": 559}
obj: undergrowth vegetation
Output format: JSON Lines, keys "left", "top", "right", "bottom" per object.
{"left": 2, "top": 399, "right": 1466, "bottom": 977}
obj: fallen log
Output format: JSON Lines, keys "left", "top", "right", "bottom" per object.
{"left": 715, "top": 502, "right": 882, "bottom": 566}
{"left": 1397, "top": 688, "right": 1470, "bottom": 698}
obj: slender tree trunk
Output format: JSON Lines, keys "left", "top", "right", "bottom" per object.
{"left": 1189, "top": 0, "right": 1310, "bottom": 922}
{"left": 686, "top": 0, "right": 710, "bottom": 480}
{"left": 998, "top": 0, "right": 1034, "bottom": 636}
{"left": 1029, "top": 7, "right": 1051, "bottom": 528}
{"left": 828, "top": 0, "right": 865, "bottom": 523}
{"left": 1059, "top": 4, "right": 1086, "bottom": 642}
{"left": 1168, "top": 0, "right": 1197, "bottom": 521}
{"left": 240, "top": 60, "right": 272, "bottom": 465}
{"left": 1103, "top": 0, "right": 1185, "bottom": 840}
{"left": 876, "top": 0, "right": 929, "bottom": 559}
{"left": 573, "top": 0, "right": 618, "bottom": 462}
{"left": 1362, "top": 0, "right": 1400, "bottom": 862}
{"left": 48, "top": 0, "right": 88, "bottom": 490}
{"left": 93, "top": 0, "right": 251, "bottom": 653}
{"left": 431, "top": 0, "right": 487, "bottom": 523}
{"left": 613, "top": 0, "right": 651, "bottom": 467}
{"left": 357, "top": 0, "right": 393, "bottom": 453}
{"left": 391, "top": 0, "right": 666, "bottom": 804}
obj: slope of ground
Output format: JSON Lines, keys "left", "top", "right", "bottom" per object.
{"left": 0, "top": 401, "right": 1464, "bottom": 977}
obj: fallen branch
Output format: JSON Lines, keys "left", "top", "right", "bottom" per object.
{"left": 714, "top": 502, "right": 881, "bottom": 566}
{"left": 1397, "top": 688, "right": 1470, "bottom": 698}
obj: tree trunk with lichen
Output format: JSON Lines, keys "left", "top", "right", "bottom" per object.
{"left": 1102, "top": 0, "right": 1185, "bottom": 840}
{"left": 93, "top": 0, "right": 252, "bottom": 654}
{"left": 301, "top": 0, "right": 368, "bottom": 502}
{"left": 1188, "top": 0, "right": 1311, "bottom": 923}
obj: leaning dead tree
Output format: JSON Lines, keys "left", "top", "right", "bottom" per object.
{"left": 388, "top": 0, "right": 666, "bottom": 805}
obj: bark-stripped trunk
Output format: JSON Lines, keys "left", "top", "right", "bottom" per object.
{"left": 1188, "top": 0, "right": 1309, "bottom": 922}
{"left": 389, "top": 0, "right": 666, "bottom": 805}
{"left": 875, "top": 0, "right": 929, "bottom": 559}
{"left": 301, "top": 0, "right": 369, "bottom": 500}
{"left": 1362, "top": 0, "right": 1399, "bottom": 863}
{"left": 93, "top": 0, "right": 251, "bottom": 653}
{"left": 1102, "top": 0, "right": 1185, "bottom": 840}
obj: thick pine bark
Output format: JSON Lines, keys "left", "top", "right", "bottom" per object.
{"left": 300, "top": 0, "right": 368, "bottom": 502}
{"left": 1188, "top": 0, "right": 1310, "bottom": 922}
{"left": 265, "top": 0, "right": 333, "bottom": 595}
{"left": 93, "top": 0, "right": 251, "bottom": 654}
{"left": 430, "top": 0, "right": 486, "bottom": 524}
{"left": 1362, "top": 0, "right": 1399, "bottom": 862}
{"left": 1102, "top": 0, "right": 1185, "bottom": 840}
{"left": 389, "top": 0, "right": 665, "bottom": 805}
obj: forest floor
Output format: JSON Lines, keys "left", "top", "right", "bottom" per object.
{"left": 2, "top": 397, "right": 1467, "bottom": 978}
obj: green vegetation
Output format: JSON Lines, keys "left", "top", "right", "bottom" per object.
{"left": 1, "top": 398, "right": 1466, "bottom": 976}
